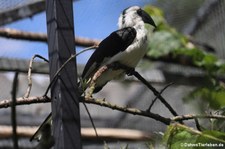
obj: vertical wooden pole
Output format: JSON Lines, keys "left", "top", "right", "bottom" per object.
{"left": 11, "top": 72, "right": 19, "bottom": 149}
{"left": 46, "top": 0, "right": 81, "bottom": 148}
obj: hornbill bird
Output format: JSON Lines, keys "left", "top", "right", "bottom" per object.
{"left": 31, "top": 6, "right": 156, "bottom": 146}
{"left": 82, "top": 6, "right": 156, "bottom": 93}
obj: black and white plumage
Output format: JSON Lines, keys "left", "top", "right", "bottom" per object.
{"left": 31, "top": 6, "right": 156, "bottom": 144}
{"left": 82, "top": 6, "right": 156, "bottom": 93}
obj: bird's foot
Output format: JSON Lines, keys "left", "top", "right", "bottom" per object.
{"left": 125, "top": 67, "right": 135, "bottom": 76}
{"left": 109, "top": 62, "right": 135, "bottom": 76}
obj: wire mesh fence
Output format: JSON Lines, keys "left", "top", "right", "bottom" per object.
{"left": 0, "top": 0, "right": 41, "bottom": 13}
{"left": 191, "top": 0, "right": 225, "bottom": 58}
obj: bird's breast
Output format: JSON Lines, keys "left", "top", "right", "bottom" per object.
{"left": 118, "top": 35, "right": 148, "bottom": 67}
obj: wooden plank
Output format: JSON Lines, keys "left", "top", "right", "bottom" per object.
{"left": 0, "top": 125, "right": 152, "bottom": 141}
{"left": 45, "top": 0, "right": 81, "bottom": 148}
{"left": 0, "top": 28, "right": 100, "bottom": 46}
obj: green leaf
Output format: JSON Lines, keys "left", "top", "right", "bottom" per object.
{"left": 187, "top": 86, "right": 225, "bottom": 109}
{"left": 144, "top": 4, "right": 225, "bottom": 75}
{"left": 195, "top": 130, "right": 225, "bottom": 149}
{"left": 148, "top": 31, "right": 182, "bottom": 58}
{"left": 163, "top": 124, "right": 197, "bottom": 149}
{"left": 164, "top": 124, "right": 225, "bottom": 149}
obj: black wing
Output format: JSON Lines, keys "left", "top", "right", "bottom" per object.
{"left": 82, "top": 27, "right": 136, "bottom": 79}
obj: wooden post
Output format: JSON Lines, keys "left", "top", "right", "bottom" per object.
{"left": 45, "top": 0, "right": 81, "bottom": 148}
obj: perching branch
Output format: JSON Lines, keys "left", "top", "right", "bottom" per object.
{"left": 0, "top": 96, "right": 50, "bottom": 109}
{"left": 171, "top": 114, "right": 225, "bottom": 122}
{"left": 130, "top": 70, "right": 179, "bottom": 117}
{"left": 0, "top": 96, "right": 168, "bottom": 125}
{"left": 89, "top": 62, "right": 179, "bottom": 117}
{"left": 82, "top": 97, "right": 171, "bottom": 125}
{"left": 0, "top": 28, "right": 100, "bottom": 47}
{"left": 1, "top": 96, "right": 225, "bottom": 125}
{"left": 85, "top": 65, "right": 109, "bottom": 98}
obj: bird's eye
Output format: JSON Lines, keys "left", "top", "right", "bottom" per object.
{"left": 137, "top": 9, "right": 142, "bottom": 16}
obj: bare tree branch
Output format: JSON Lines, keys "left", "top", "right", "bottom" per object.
{"left": 0, "top": 96, "right": 171, "bottom": 125}
{"left": 24, "top": 55, "right": 49, "bottom": 98}
{"left": 44, "top": 46, "right": 97, "bottom": 96}
{"left": 0, "top": 96, "right": 50, "bottom": 108}
{"left": 0, "top": 28, "right": 100, "bottom": 47}
{"left": 1, "top": 96, "right": 225, "bottom": 125}
{"left": 89, "top": 62, "right": 179, "bottom": 117}
{"left": 82, "top": 97, "right": 171, "bottom": 125}
{"left": 171, "top": 114, "right": 225, "bottom": 122}
{"left": 81, "top": 61, "right": 178, "bottom": 119}
{"left": 147, "top": 82, "right": 174, "bottom": 112}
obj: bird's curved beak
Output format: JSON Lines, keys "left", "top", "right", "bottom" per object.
{"left": 140, "top": 9, "right": 157, "bottom": 28}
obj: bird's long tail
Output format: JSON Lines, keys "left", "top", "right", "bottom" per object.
{"left": 30, "top": 80, "right": 94, "bottom": 142}
{"left": 30, "top": 113, "right": 52, "bottom": 141}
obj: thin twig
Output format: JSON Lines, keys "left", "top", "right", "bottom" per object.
{"left": 0, "top": 96, "right": 50, "bottom": 108}
{"left": 11, "top": 72, "right": 19, "bottom": 149}
{"left": 131, "top": 71, "right": 179, "bottom": 117}
{"left": 104, "top": 62, "right": 179, "bottom": 117}
{"left": 58, "top": 77, "right": 99, "bottom": 138}
{"left": 194, "top": 118, "right": 202, "bottom": 131}
{"left": 39, "top": 46, "right": 98, "bottom": 140}
{"left": 171, "top": 114, "right": 225, "bottom": 121}
{"left": 82, "top": 97, "right": 171, "bottom": 125}
{"left": 22, "top": 46, "right": 98, "bottom": 142}
{"left": 86, "top": 65, "right": 108, "bottom": 98}
{"left": 82, "top": 103, "right": 99, "bottom": 137}
{"left": 147, "top": 82, "right": 174, "bottom": 112}
{"left": 44, "top": 45, "right": 97, "bottom": 96}
{"left": 24, "top": 55, "right": 49, "bottom": 98}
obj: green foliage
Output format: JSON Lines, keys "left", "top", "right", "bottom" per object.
{"left": 213, "top": 107, "right": 225, "bottom": 132}
{"left": 144, "top": 5, "right": 225, "bottom": 111}
{"left": 187, "top": 86, "right": 225, "bottom": 109}
{"left": 144, "top": 5, "right": 225, "bottom": 74}
{"left": 183, "top": 74, "right": 225, "bottom": 112}
{"left": 163, "top": 124, "right": 197, "bottom": 149}
{"left": 147, "top": 31, "right": 182, "bottom": 58}
{"left": 174, "top": 48, "right": 225, "bottom": 74}
{"left": 142, "top": 5, "right": 225, "bottom": 149}
{"left": 164, "top": 124, "right": 225, "bottom": 149}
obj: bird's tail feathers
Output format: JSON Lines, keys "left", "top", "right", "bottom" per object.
{"left": 30, "top": 113, "right": 52, "bottom": 142}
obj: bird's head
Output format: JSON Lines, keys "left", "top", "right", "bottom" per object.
{"left": 118, "top": 6, "right": 156, "bottom": 29}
